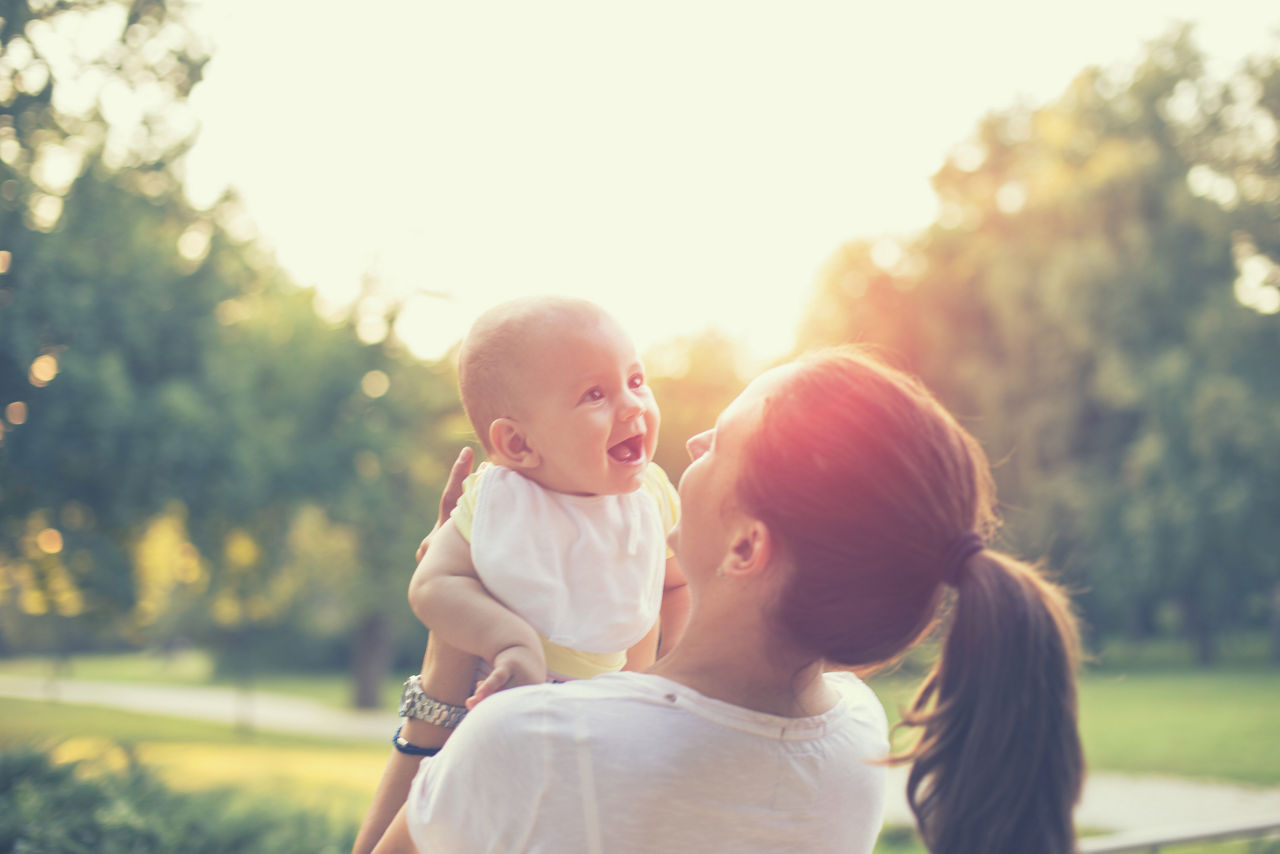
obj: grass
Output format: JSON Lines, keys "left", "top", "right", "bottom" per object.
{"left": 0, "top": 696, "right": 387, "bottom": 827}
{"left": 0, "top": 648, "right": 405, "bottom": 710}
{"left": 0, "top": 648, "right": 217, "bottom": 683}
{"left": 862, "top": 668, "right": 1280, "bottom": 788}
{"left": 3, "top": 681, "right": 1277, "bottom": 853}
{"left": 861, "top": 631, "right": 1280, "bottom": 789}
{"left": 1077, "top": 670, "right": 1279, "bottom": 785}
{"left": 4, "top": 643, "right": 1279, "bottom": 786}
{"left": 2, "top": 635, "right": 1277, "bottom": 810}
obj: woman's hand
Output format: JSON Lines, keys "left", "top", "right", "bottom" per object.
{"left": 415, "top": 447, "right": 474, "bottom": 564}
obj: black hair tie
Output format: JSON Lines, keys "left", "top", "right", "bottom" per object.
{"left": 940, "top": 531, "right": 985, "bottom": 587}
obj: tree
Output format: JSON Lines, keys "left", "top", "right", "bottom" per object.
{"left": 0, "top": 1, "right": 467, "bottom": 706}
{"left": 646, "top": 330, "right": 750, "bottom": 484}
{"left": 798, "top": 26, "right": 1280, "bottom": 662}
{"left": 0, "top": 0, "right": 210, "bottom": 644}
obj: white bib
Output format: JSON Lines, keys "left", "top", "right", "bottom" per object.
{"left": 468, "top": 465, "right": 665, "bottom": 653}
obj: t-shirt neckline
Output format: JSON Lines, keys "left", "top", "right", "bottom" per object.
{"left": 621, "top": 672, "right": 859, "bottom": 740}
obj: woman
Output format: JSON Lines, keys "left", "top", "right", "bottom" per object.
{"left": 357, "top": 346, "right": 1084, "bottom": 854}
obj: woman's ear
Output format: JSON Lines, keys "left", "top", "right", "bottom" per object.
{"left": 722, "top": 520, "right": 773, "bottom": 579}
{"left": 488, "top": 418, "right": 541, "bottom": 469}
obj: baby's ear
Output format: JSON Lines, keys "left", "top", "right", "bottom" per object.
{"left": 488, "top": 418, "right": 540, "bottom": 469}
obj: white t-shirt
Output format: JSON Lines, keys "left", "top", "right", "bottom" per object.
{"left": 405, "top": 671, "right": 890, "bottom": 854}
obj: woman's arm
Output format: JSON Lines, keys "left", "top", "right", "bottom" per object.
{"left": 351, "top": 632, "right": 480, "bottom": 854}
{"left": 368, "top": 807, "right": 415, "bottom": 854}
{"left": 354, "top": 449, "right": 489, "bottom": 854}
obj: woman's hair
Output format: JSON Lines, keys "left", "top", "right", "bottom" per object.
{"left": 736, "top": 346, "right": 1084, "bottom": 854}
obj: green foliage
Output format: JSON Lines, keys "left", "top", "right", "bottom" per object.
{"left": 0, "top": 0, "right": 463, "bottom": 705}
{"left": 647, "top": 330, "right": 750, "bottom": 483}
{"left": 799, "top": 25, "right": 1280, "bottom": 662}
{"left": 0, "top": 747, "right": 355, "bottom": 854}
{"left": 875, "top": 824, "right": 926, "bottom": 853}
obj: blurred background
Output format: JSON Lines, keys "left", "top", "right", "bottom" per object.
{"left": 1, "top": 1, "right": 1278, "bottom": 852}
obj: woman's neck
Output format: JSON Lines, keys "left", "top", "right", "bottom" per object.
{"left": 647, "top": 612, "right": 834, "bottom": 718}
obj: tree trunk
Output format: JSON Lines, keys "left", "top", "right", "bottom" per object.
{"left": 1181, "top": 593, "right": 1217, "bottom": 666}
{"left": 1270, "top": 581, "right": 1280, "bottom": 665}
{"left": 1125, "top": 597, "right": 1155, "bottom": 641}
{"left": 351, "top": 611, "right": 392, "bottom": 709}
{"left": 1192, "top": 627, "right": 1217, "bottom": 667}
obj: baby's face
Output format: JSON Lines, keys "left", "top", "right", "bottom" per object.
{"left": 514, "top": 313, "right": 659, "bottom": 496}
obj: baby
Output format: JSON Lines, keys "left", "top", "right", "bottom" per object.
{"left": 407, "top": 296, "right": 687, "bottom": 712}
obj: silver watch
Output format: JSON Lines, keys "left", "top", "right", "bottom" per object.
{"left": 398, "top": 674, "right": 468, "bottom": 728}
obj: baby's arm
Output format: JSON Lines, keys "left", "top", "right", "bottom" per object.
{"left": 624, "top": 556, "right": 690, "bottom": 669}
{"left": 623, "top": 620, "right": 661, "bottom": 671}
{"left": 658, "top": 556, "right": 690, "bottom": 657}
{"left": 407, "top": 521, "right": 546, "bottom": 703}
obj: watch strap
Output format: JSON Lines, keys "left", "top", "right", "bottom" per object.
{"left": 392, "top": 725, "right": 442, "bottom": 756}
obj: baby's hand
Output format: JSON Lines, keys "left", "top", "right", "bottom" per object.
{"left": 467, "top": 643, "right": 547, "bottom": 709}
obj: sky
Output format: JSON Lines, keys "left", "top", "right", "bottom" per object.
{"left": 182, "top": 1, "right": 1279, "bottom": 370}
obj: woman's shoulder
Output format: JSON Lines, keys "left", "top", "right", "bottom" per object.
{"left": 823, "top": 671, "right": 889, "bottom": 739}
{"left": 459, "top": 672, "right": 888, "bottom": 744}
{"left": 458, "top": 673, "right": 669, "bottom": 731}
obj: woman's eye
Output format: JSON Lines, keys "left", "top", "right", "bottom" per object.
{"left": 628, "top": 374, "right": 645, "bottom": 389}
{"left": 581, "top": 388, "right": 605, "bottom": 403}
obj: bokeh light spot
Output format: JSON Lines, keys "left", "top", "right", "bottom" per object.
{"left": 29, "top": 353, "right": 58, "bottom": 386}
{"left": 356, "top": 314, "right": 389, "bottom": 345}
{"left": 224, "top": 529, "right": 261, "bottom": 569}
{"left": 178, "top": 221, "right": 213, "bottom": 262}
{"left": 5, "top": 401, "right": 28, "bottom": 425}
{"left": 361, "top": 369, "right": 390, "bottom": 399}
{"left": 870, "top": 238, "right": 903, "bottom": 271}
{"left": 995, "top": 182, "right": 1027, "bottom": 214}
{"left": 28, "top": 193, "right": 63, "bottom": 231}
{"left": 36, "top": 527, "right": 64, "bottom": 554}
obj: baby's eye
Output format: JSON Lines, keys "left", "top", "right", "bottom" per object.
{"left": 628, "top": 373, "right": 646, "bottom": 389}
{"left": 581, "top": 387, "right": 605, "bottom": 403}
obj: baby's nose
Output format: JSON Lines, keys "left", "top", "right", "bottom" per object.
{"left": 619, "top": 390, "right": 645, "bottom": 419}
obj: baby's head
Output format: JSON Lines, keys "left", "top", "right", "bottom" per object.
{"left": 458, "top": 297, "right": 659, "bottom": 496}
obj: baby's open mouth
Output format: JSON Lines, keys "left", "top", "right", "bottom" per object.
{"left": 608, "top": 434, "right": 645, "bottom": 463}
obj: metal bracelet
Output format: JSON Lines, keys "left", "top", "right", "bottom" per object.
{"left": 398, "top": 674, "right": 469, "bottom": 729}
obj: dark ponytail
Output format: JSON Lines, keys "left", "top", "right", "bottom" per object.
{"left": 734, "top": 347, "right": 1084, "bottom": 854}
{"left": 897, "top": 552, "right": 1084, "bottom": 854}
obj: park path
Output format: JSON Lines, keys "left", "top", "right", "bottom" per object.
{"left": 2, "top": 674, "right": 1279, "bottom": 835}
